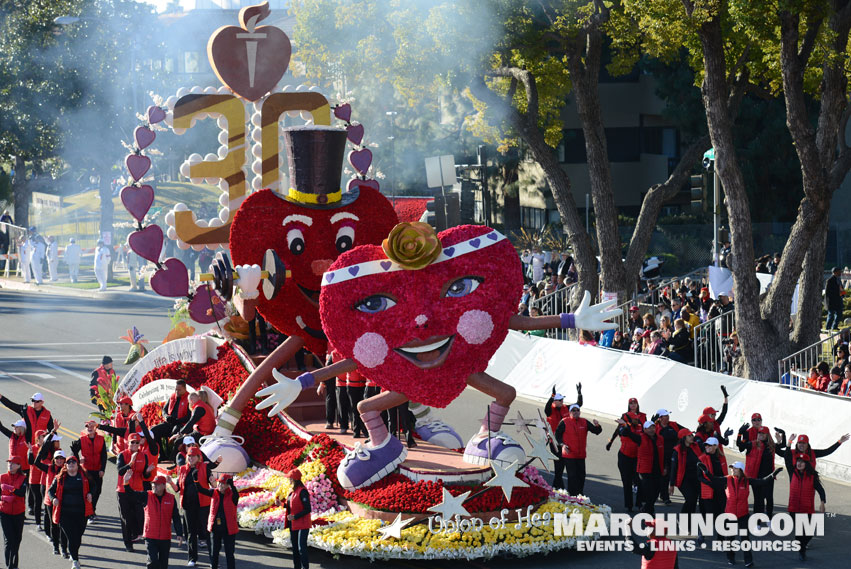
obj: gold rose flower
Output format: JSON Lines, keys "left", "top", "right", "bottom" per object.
{"left": 382, "top": 222, "right": 442, "bottom": 270}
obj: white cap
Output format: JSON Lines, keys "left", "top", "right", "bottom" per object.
{"left": 656, "top": 409, "right": 670, "bottom": 417}
{"left": 705, "top": 437, "right": 719, "bottom": 446}
{"left": 31, "top": 392, "right": 44, "bottom": 402}
{"left": 731, "top": 461, "right": 745, "bottom": 471}
{"left": 553, "top": 393, "right": 564, "bottom": 401}
{"left": 12, "top": 419, "right": 26, "bottom": 429}
{"left": 569, "top": 404, "right": 580, "bottom": 412}
{"left": 50, "top": 434, "right": 62, "bottom": 441}
{"left": 643, "top": 420, "right": 655, "bottom": 429}
{"left": 183, "top": 436, "right": 197, "bottom": 446}
{"left": 634, "top": 327, "right": 645, "bottom": 335}
{"left": 54, "top": 450, "right": 65, "bottom": 459}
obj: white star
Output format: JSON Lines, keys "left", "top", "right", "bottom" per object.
{"left": 513, "top": 409, "right": 531, "bottom": 435}
{"left": 377, "top": 512, "right": 415, "bottom": 540}
{"left": 427, "top": 487, "right": 471, "bottom": 520}
{"left": 525, "top": 432, "right": 554, "bottom": 468}
{"left": 483, "top": 460, "right": 529, "bottom": 502}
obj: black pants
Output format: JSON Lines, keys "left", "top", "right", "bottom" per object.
{"left": 336, "top": 385, "right": 350, "bottom": 431}
{"left": 551, "top": 458, "right": 565, "bottom": 490}
{"left": 565, "top": 458, "right": 587, "bottom": 496}
{"left": 699, "top": 494, "right": 726, "bottom": 538}
{"left": 364, "top": 385, "right": 380, "bottom": 400}
{"left": 678, "top": 477, "right": 700, "bottom": 515}
{"left": 752, "top": 477, "right": 774, "bottom": 517}
{"left": 639, "top": 473, "right": 662, "bottom": 515}
{"left": 210, "top": 528, "right": 236, "bottom": 569}
{"left": 85, "top": 471, "right": 103, "bottom": 512}
{"left": 145, "top": 538, "right": 171, "bottom": 569}
{"left": 388, "top": 402, "right": 413, "bottom": 441}
{"left": 185, "top": 501, "right": 210, "bottom": 562}
{"left": 150, "top": 422, "right": 176, "bottom": 446}
{"left": 118, "top": 491, "right": 144, "bottom": 548}
{"left": 0, "top": 512, "right": 24, "bottom": 569}
{"left": 725, "top": 515, "right": 753, "bottom": 565}
{"left": 59, "top": 512, "right": 86, "bottom": 561}
{"left": 24, "top": 472, "right": 34, "bottom": 513}
{"left": 291, "top": 527, "right": 309, "bottom": 569}
{"left": 44, "top": 504, "right": 68, "bottom": 553}
{"left": 29, "top": 484, "right": 43, "bottom": 525}
{"left": 617, "top": 453, "right": 638, "bottom": 509}
{"left": 324, "top": 377, "right": 337, "bottom": 427}
{"left": 347, "top": 386, "right": 366, "bottom": 436}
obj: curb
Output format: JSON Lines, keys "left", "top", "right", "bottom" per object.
{"left": 0, "top": 277, "right": 147, "bottom": 300}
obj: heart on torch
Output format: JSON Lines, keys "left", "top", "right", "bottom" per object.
{"left": 208, "top": 2, "right": 292, "bottom": 101}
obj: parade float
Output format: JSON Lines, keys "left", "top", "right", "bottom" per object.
{"left": 112, "top": 2, "right": 613, "bottom": 560}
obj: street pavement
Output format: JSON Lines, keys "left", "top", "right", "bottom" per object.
{"left": 0, "top": 287, "right": 849, "bottom": 569}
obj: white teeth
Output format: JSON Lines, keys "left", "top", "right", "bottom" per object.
{"left": 397, "top": 337, "right": 451, "bottom": 354}
{"left": 296, "top": 316, "right": 306, "bottom": 329}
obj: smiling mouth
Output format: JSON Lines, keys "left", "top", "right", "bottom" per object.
{"left": 297, "top": 284, "right": 320, "bottom": 307}
{"left": 295, "top": 315, "right": 327, "bottom": 340}
{"left": 394, "top": 335, "right": 455, "bottom": 369}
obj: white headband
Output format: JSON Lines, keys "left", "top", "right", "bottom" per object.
{"left": 321, "top": 230, "right": 507, "bottom": 287}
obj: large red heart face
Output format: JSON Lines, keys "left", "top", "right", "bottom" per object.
{"left": 319, "top": 225, "right": 522, "bottom": 408}
{"left": 229, "top": 188, "right": 398, "bottom": 356}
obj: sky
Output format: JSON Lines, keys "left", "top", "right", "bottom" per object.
{"left": 143, "top": 0, "right": 193, "bottom": 12}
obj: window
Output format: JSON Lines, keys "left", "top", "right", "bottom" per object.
{"left": 520, "top": 207, "right": 547, "bottom": 231}
{"left": 184, "top": 51, "right": 201, "bottom": 74}
{"left": 560, "top": 129, "right": 587, "bottom": 164}
{"left": 606, "top": 127, "right": 641, "bottom": 162}
{"left": 642, "top": 126, "right": 679, "bottom": 157}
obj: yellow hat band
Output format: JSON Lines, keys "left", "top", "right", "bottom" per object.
{"left": 288, "top": 187, "right": 342, "bottom": 205}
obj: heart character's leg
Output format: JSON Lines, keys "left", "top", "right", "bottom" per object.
{"left": 337, "top": 391, "right": 410, "bottom": 490}
{"left": 462, "top": 372, "right": 526, "bottom": 467}
{"left": 408, "top": 402, "right": 463, "bottom": 450}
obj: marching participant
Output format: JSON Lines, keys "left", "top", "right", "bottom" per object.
{"left": 737, "top": 421, "right": 776, "bottom": 520}
{"left": 99, "top": 396, "right": 138, "bottom": 455}
{"left": 117, "top": 433, "right": 152, "bottom": 552}
{"left": 632, "top": 520, "right": 677, "bottom": 569}
{"left": 27, "top": 429, "right": 55, "bottom": 526}
{"left": 0, "top": 456, "right": 27, "bottom": 569}
{"left": 654, "top": 409, "right": 682, "bottom": 505}
{"left": 698, "top": 460, "right": 781, "bottom": 567}
{"left": 0, "top": 419, "right": 31, "bottom": 516}
{"left": 605, "top": 398, "right": 646, "bottom": 512}
{"left": 783, "top": 453, "right": 826, "bottom": 561}
{"left": 696, "top": 437, "right": 727, "bottom": 545}
{"left": 545, "top": 384, "right": 582, "bottom": 490}
{"left": 554, "top": 403, "right": 601, "bottom": 496}
{"left": 177, "top": 447, "right": 212, "bottom": 567}
{"left": 283, "top": 469, "right": 312, "bottom": 569}
{"left": 47, "top": 455, "right": 94, "bottom": 569}
{"left": 775, "top": 430, "right": 850, "bottom": 467}
{"left": 700, "top": 385, "right": 729, "bottom": 437}
{"left": 620, "top": 420, "right": 665, "bottom": 515}
{"left": 669, "top": 429, "right": 703, "bottom": 515}
{"left": 197, "top": 473, "right": 240, "bottom": 569}
{"left": 0, "top": 391, "right": 54, "bottom": 444}
{"left": 33, "top": 427, "right": 67, "bottom": 556}
{"left": 140, "top": 475, "right": 183, "bottom": 569}
{"left": 70, "top": 420, "right": 107, "bottom": 519}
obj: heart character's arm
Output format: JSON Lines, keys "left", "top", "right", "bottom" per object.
{"left": 255, "top": 359, "right": 358, "bottom": 418}
{"left": 508, "top": 291, "right": 621, "bottom": 332}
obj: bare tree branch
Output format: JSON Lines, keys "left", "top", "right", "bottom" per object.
{"left": 489, "top": 67, "right": 539, "bottom": 125}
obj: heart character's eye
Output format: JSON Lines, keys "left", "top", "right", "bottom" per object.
{"left": 286, "top": 228, "right": 305, "bottom": 256}
{"left": 335, "top": 225, "right": 355, "bottom": 254}
{"left": 444, "top": 276, "right": 483, "bottom": 298}
{"left": 355, "top": 295, "right": 397, "bottom": 314}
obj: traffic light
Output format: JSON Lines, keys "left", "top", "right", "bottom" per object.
{"left": 425, "top": 194, "right": 447, "bottom": 231}
{"left": 690, "top": 173, "right": 706, "bottom": 213}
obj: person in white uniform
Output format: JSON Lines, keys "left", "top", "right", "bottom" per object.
{"left": 18, "top": 236, "right": 31, "bottom": 282}
{"left": 29, "top": 230, "right": 45, "bottom": 285}
{"left": 520, "top": 247, "right": 552, "bottom": 283}
{"left": 46, "top": 235, "right": 59, "bottom": 281}
{"left": 64, "top": 238, "right": 82, "bottom": 283}
{"left": 94, "top": 239, "right": 111, "bottom": 291}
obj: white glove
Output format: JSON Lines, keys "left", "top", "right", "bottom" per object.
{"left": 572, "top": 290, "right": 621, "bottom": 331}
{"left": 255, "top": 369, "right": 313, "bottom": 417}
{"left": 235, "top": 264, "right": 262, "bottom": 300}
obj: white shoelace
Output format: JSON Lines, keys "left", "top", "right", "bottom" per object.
{"left": 421, "top": 420, "right": 454, "bottom": 433}
{"left": 342, "top": 442, "right": 371, "bottom": 466}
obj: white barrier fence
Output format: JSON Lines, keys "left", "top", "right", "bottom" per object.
{"left": 486, "top": 331, "right": 851, "bottom": 483}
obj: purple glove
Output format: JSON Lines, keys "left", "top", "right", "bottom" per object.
{"left": 297, "top": 372, "right": 316, "bottom": 390}
{"left": 559, "top": 313, "right": 576, "bottom": 329}
{"left": 0, "top": 484, "right": 13, "bottom": 493}
{"left": 0, "top": 495, "right": 14, "bottom": 503}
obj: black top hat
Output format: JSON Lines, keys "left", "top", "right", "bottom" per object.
{"left": 282, "top": 126, "right": 359, "bottom": 209}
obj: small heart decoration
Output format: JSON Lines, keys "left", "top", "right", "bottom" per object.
{"left": 443, "top": 247, "right": 455, "bottom": 257}
{"left": 348, "top": 266, "right": 360, "bottom": 276}
{"left": 147, "top": 106, "right": 166, "bottom": 124}
{"left": 347, "top": 123, "right": 364, "bottom": 146}
{"left": 121, "top": 185, "right": 155, "bottom": 222}
{"left": 487, "top": 232, "right": 498, "bottom": 241}
{"left": 470, "top": 238, "right": 481, "bottom": 248}
{"left": 348, "top": 148, "right": 373, "bottom": 175}
{"left": 128, "top": 225, "right": 164, "bottom": 263}
{"left": 188, "top": 284, "right": 227, "bottom": 323}
{"left": 347, "top": 178, "right": 380, "bottom": 192}
{"left": 325, "top": 273, "right": 335, "bottom": 283}
{"left": 334, "top": 103, "right": 352, "bottom": 122}
{"left": 126, "top": 154, "right": 152, "bottom": 182}
{"left": 150, "top": 257, "right": 190, "bottom": 298}
{"left": 380, "top": 261, "right": 392, "bottom": 271}
{"left": 134, "top": 126, "right": 156, "bottom": 150}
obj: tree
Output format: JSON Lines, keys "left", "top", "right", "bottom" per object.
{"left": 626, "top": 0, "right": 851, "bottom": 379}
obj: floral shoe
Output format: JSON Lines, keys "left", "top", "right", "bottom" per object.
{"left": 462, "top": 431, "right": 526, "bottom": 467}
{"left": 415, "top": 419, "right": 464, "bottom": 450}
{"left": 337, "top": 435, "right": 408, "bottom": 490}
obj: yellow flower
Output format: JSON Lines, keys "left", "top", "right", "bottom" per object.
{"left": 381, "top": 222, "right": 442, "bottom": 270}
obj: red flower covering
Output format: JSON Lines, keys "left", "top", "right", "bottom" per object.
{"left": 229, "top": 188, "right": 399, "bottom": 356}
{"left": 140, "top": 402, "right": 165, "bottom": 427}
{"left": 392, "top": 198, "right": 430, "bottom": 223}
{"left": 319, "top": 225, "right": 523, "bottom": 407}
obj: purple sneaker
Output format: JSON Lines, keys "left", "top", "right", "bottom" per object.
{"left": 463, "top": 431, "right": 526, "bottom": 467}
{"left": 415, "top": 419, "right": 463, "bottom": 449}
{"left": 337, "top": 435, "right": 408, "bottom": 490}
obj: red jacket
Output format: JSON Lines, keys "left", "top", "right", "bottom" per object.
{"left": 79, "top": 433, "right": 106, "bottom": 472}
{"left": 166, "top": 392, "right": 190, "bottom": 421}
{"left": 641, "top": 537, "right": 677, "bottom": 569}
{"left": 52, "top": 472, "right": 94, "bottom": 523}
{"left": 0, "top": 471, "right": 26, "bottom": 515}
{"left": 674, "top": 443, "right": 704, "bottom": 487}
{"left": 191, "top": 401, "right": 216, "bottom": 437}
{"left": 286, "top": 486, "right": 311, "bottom": 531}
{"left": 117, "top": 450, "right": 147, "bottom": 493}
{"left": 744, "top": 441, "right": 773, "bottom": 479}
{"left": 207, "top": 487, "right": 239, "bottom": 535}
{"left": 788, "top": 470, "right": 816, "bottom": 514}
{"left": 7, "top": 434, "right": 29, "bottom": 472}
{"left": 144, "top": 491, "right": 178, "bottom": 540}
{"left": 698, "top": 452, "right": 727, "bottom": 499}
{"left": 178, "top": 462, "right": 211, "bottom": 508}
{"left": 26, "top": 406, "right": 52, "bottom": 445}
{"left": 43, "top": 465, "right": 61, "bottom": 506}
{"left": 29, "top": 444, "right": 46, "bottom": 485}
{"left": 725, "top": 476, "right": 750, "bottom": 518}
{"left": 636, "top": 431, "right": 665, "bottom": 475}
{"left": 559, "top": 417, "right": 592, "bottom": 459}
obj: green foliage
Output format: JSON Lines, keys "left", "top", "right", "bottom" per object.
{"left": 89, "top": 374, "right": 120, "bottom": 422}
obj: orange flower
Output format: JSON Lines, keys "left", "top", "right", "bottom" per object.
{"left": 381, "top": 222, "right": 442, "bottom": 270}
